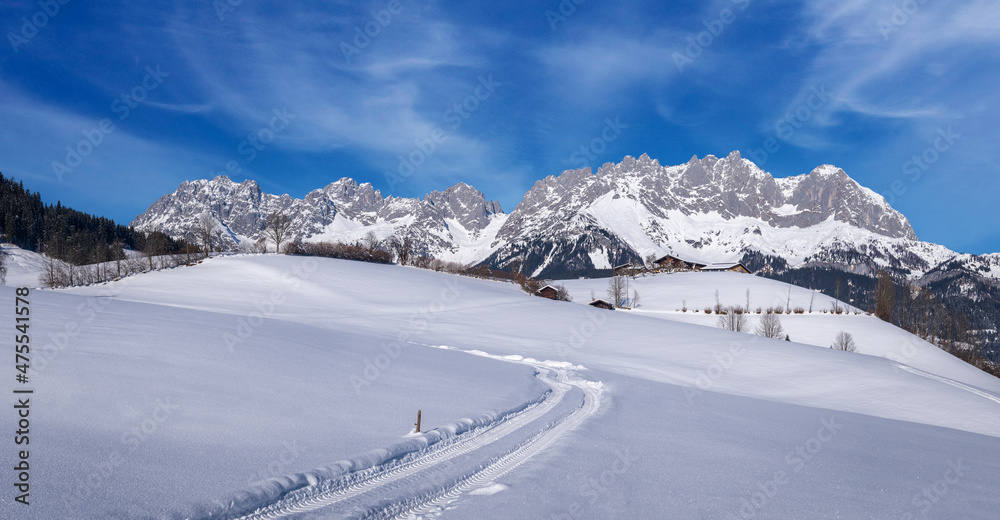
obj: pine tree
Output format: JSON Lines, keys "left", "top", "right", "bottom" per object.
{"left": 875, "top": 270, "right": 895, "bottom": 323}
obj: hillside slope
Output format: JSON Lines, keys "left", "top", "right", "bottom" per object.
{"left": 3, "top": 255, "right": 998, "bottom": 519}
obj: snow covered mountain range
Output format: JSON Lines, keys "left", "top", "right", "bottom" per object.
{"left": 132, "top": 151, "right": 1000, "bottom": 357}
{"left": 132, "top": 151, "right": 994, "bottom": 284}
{"left": 132, "top": 176, "right": 505, "bottom": 264}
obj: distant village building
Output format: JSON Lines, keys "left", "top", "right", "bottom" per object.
{"left": 653, "top": 254, "right": 706, "bottom": 271}
{"left": 701, "top": 262, "right": 751, "bottom": 274}
{"left": 537, "top": 285, "right": 559, "bottom": 300}
{"left": 652, "top": 254, "right": 751, "bottom": 274}
{"left": 588, "top": 299, "right": 615, "bottom": 310}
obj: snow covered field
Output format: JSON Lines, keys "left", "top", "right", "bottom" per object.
{"left": 1, "top": 243, "right": 53, "bottom": 288}
{"left": 2, "top": 252, "right": 999, "bottom": 519}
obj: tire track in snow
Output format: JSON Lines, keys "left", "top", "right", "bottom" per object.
{"left": 897, "top": 364, "right": 1000, "bottom": 405}
{"left": 374, "top": 367, "right": 603, "bottom": 519}
{"left": 227, "top": 348, "right": 602, "bottom": 519}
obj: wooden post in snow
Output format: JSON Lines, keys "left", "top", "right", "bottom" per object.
{"left": 415, "top": 410, "right": 421, "bottom": 433}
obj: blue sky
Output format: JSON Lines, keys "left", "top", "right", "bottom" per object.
{"left": 2, "top": 0, "right": 998, "bottom": 254}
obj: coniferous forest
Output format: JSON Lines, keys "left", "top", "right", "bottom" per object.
{"left": 0, "top": 172, "right": 186, "bottom": 267}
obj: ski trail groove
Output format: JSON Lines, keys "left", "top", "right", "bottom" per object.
{"left": 228, "top": 353, "right": 602, "bottom": 520}
{"left": 897, "top": 364, "right": 1000, "bottom": 405}
{"left": 379, "top": 369, "right": 603, "bottom": 520}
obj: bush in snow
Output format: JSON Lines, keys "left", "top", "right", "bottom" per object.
{"left": 287, "top": 240, "right": 393, "bottom": 264}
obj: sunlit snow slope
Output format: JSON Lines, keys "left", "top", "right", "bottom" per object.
{"left": 2, "top": 254, "right": 998, "bottom": 519}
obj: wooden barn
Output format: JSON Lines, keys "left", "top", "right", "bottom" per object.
{"left": 701, "top": 262, "right": 751, "bottom": 274}
{"left": 588, "top": 299, "right": 615, "bottom": 310}
{"left": 653, "top": 254, "right": 706, "bottom": 271}
{"left": 537, "top": 285, "right": 559, "bottom": 300}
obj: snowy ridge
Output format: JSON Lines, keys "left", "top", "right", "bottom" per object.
{"left": 479, "top": 152, "right": 963, "bottom": 278}
{"left": 131, "top": 153, "right": 998, "bottom": 286}
{"left": 131, "top": 177, "right": 506, "bottom": 260}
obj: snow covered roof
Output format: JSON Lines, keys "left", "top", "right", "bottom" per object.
{"left": 701, "top": 262, "right": 749, "bottom": 271}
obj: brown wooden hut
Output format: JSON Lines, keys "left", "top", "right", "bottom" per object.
{"left": 537, "top": 285, "right": 559, "bottom": 300}
{"left": 588, "top": 298, "right": 615, "bottom": 310}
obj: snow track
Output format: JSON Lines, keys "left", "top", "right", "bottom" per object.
{"left": 897, "top": 364, "right": 1000, "bottom": 406}
{"left": 223, "top": 350, "right": 602, "bottom": 520}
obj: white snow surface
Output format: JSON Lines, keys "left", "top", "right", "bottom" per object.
{"left": 1, "top": 243, "right": 52, "bottom": 287}
{"left": 2, "top": 254, "right": 999, "bottom": 519}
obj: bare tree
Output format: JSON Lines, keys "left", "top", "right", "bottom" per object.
{"left": 111, "top": 239, "right": 125, "bottom": 279}
{"left": 756, "top": 312, "right": 785, "bottom": 339}
{"left": 0, "top": 248, "right": 6, "bottom": 285}
{"left": 632, "top": 289, "right": 640, "bottom": 308}
{"left": 196, "top": 213, "right": 218, "bottom": 256}
{"left": 390, "top": 234, "right": 413, "bottom": 265}
{"left": 607, "top": 275, "right": 627, "bottom": 308}
{"left": 244, "top": 237, "right": 267, "bottom": 254}
{"left": 142, "top": 232, "right": 167, "bottom": 271}
{"left": 515, "top": 272, "right": 542, "bottom": 295}
{"left": 554, "top": 284, "right": 572, "bottom": 302}
{"left": 125, "top": 252, "right": 144, "bottom": 274}
{"left": 831, "top": 331, "right": 857, "bottom": 352}
{"left": 362, "top": 231, "right": 381, "bottom": 254}
{"left": 39, "top": 248, "right": 64, "bottom": 288}
{"left": 717, "top": 307, "right": 750, "bottom": 332}
{"left": 263, "top": 211, "right": 293, "bottom": 254}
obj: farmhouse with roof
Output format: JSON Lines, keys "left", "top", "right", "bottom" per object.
{"left": 588, "top": 298, "right": 615, "bottom": 310}
{"left": 652, "top": 253, "right": 750, "bottom": 274}
{"left": 537, "top": 285, "right": 559, "bottom": 300}
{"left": 701, "top": 262, "right": 751, "bottom": 274}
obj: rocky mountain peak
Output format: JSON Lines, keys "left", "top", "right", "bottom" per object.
{"left": 135, "top": 152, "right": 929, "bottom": 277}
{"left": 424, "top": 182, "right": 504, "bottom": 232}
